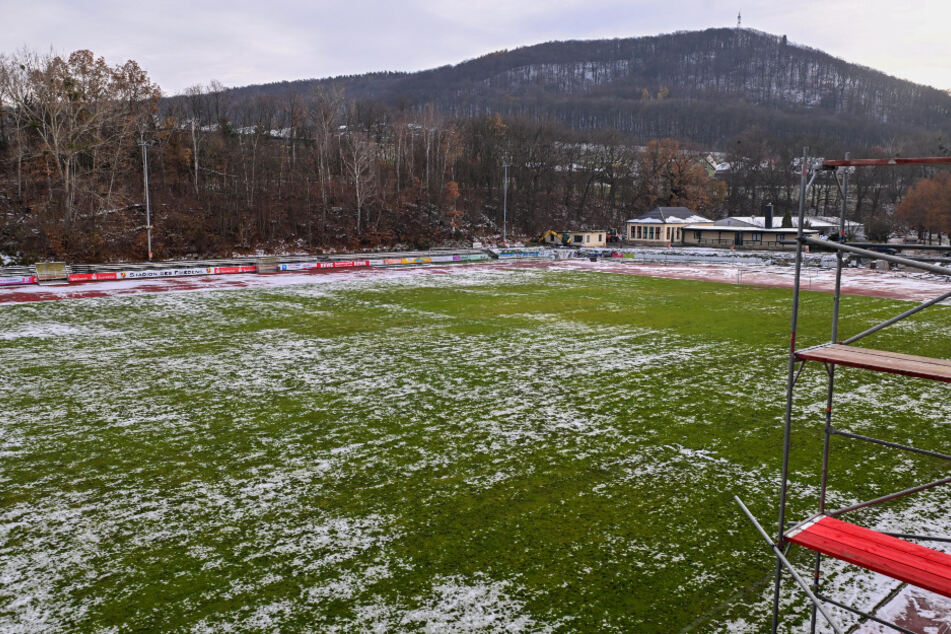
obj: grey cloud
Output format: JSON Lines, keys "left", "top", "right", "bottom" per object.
{"left": 3, "top": 0, "right": 950, "bottom": 95}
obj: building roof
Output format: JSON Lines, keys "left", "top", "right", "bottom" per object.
{"left": 720, "top": 215, "right": 863, "bottom": 229}
{"left": 626, "top": 207, "right": 712, "bottom": 224}
{"left": 810, "top": 215, "right": 864, "bottom": 228}
{"left": 684, "top": 225, "right": 818, "bottom": 233}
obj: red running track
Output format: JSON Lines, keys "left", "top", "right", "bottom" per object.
{"left": 0, "top": 259, "right": 948, "bottom": 304}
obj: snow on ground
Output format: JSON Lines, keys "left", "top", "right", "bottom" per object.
{"left": 859, "top": 584, "right": 951, "bottom": 633}
{"left": 353, "top": 574, "right": 560, "bottom": 633}
{"left": 543, "top": 259, "right": 951, "bottom": 302}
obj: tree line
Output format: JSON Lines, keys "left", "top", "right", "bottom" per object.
{"left": 0, "top": 48, "right": 947, "bottom": 263}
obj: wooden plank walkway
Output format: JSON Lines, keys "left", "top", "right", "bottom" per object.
{"left": 795, "top": 344, "right": 951, "bottom": 382}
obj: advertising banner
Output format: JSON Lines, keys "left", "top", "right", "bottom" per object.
{"left": 117, "top": 267, "right": 212, "bottom": 280}
{"left": 0, "top": 276, "right": 36, "bottom": 286}
{"left": 66, "top": 266, "right": 255, "bottom": 283}
{"left": 279, "top": 262, "right": 320, "bottom": 271}
{"left": 215, "top": 265, "right": 256, "bottom": 274}
{"left": 2, "top": 253, "right": 490, "bottom": 289}
{"left": 499, "top": 250, "right": 545, "bottom": 259}
{"left": 68, "top": 272, "right": 118, "bottom": 282}
{"left": 329, "top": 260, "right": 370, "bottom": 268}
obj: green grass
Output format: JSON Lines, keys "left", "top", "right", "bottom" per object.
{"left": 1, "top": 268, "right": 949, "bottom": 632}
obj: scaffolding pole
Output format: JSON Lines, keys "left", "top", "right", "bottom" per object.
{"left": 773, "top": 147, "right": 814, "bottom": 633}
{"left": 799, "top": 237, "right": 951, "bottom": 277}
{"left": 737, "top": 497, "right": 844, "bottom": 634}
{"left": 811, "top": 153, "right": 850, "bottom": 633}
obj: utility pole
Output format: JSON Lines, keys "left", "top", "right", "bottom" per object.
{"left": 503, "top": 163, "right": 511, "bottom": 244}
{"left": 139, "top": 137, "right": 155, "bottom": 261}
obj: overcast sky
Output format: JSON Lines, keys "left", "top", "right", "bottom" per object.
{"left": 5, "top": 0, "right": 951, "bottom": 95}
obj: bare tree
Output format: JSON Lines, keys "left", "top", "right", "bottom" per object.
{"left": 342, "top": 131, "right": 377, "bottom": 235}
{"left": 308, "top": 87, "right": 342, "bottom": 234}
{"left": 183, "top": 83, "right": 207, "bottom": 195}
{"left": 1, "top": 49, "right": 158, "bottom": 223}
{"left": 0, "top": 53, "right": 29, "bottom": 199}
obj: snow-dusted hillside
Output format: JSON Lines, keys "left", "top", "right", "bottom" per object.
{"left": 196, "top": 28, "right": 951, "bottom": 147}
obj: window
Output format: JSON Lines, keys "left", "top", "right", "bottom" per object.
{"left": 751, "top": 232, "right": 762, "bottom": 242}
{"left": 585, "top": 235, "right": 590, "bottom": 243}
{"left": 695, "top": 231, "right": 702, "bottom": 241}
{"left": 573, "top": 235, "right": 582, "bottom": 243}
{"left": 666, "top": 227, "right": 671, "bottom": 240}
{"left": 598, "top": 234, "right": 603, "bottom": 242}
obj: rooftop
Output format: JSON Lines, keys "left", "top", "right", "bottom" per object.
{"left": 627, "top": 207, "right": 712, "bottom": 224}
{"left": 684, "top": 224, "right": 817, "bottom": 233}
{"left": 722, "top": 215, "right": 863, "bottom": 229}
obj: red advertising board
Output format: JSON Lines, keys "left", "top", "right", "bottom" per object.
{"left": 68, "top": 272, "right": 118, "bottom": 282}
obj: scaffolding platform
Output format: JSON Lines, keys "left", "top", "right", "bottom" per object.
{"left": 787, "top": 515, "right": 951, "bottom": 599}
{"left": 796, "top": 344, "right": 951, "bottom": 382}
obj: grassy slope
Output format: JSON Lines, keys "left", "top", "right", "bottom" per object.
{"left": 1, "top": 269, "right": 949, "bottom": 632}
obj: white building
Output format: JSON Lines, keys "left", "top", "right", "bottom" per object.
{"left": 625, "top": 207, "right": 713, "bottom": 244}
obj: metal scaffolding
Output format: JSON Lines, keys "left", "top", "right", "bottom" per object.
{"left": 737, "top": 151, "right": 951, "bottom": 633}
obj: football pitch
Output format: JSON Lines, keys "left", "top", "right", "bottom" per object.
{"left": 2, "top": 267, "right": 949, "bottom": 632}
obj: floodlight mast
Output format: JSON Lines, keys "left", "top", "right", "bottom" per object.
{"left": 502, "top": 163, "right": 511, "bottom": 244}
{"left": 139, "top": 137, "right": 156, "bottom": 261}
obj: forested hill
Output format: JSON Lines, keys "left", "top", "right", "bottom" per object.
{"left": 211, "top": 28, "right": 951, "bottom": 148}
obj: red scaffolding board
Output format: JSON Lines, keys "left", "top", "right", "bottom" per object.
{"left": 787, "top": 515, "right": 951, "bottom": 598}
